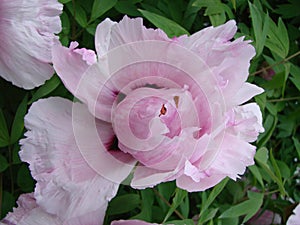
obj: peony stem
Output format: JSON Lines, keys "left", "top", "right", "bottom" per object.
{"left": 251, "top": 50, "right": 300, "bottom": 76}
{"left": 267, "top": 96, "right": 300, "bottom": 102}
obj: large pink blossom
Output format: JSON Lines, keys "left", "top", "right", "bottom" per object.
{"left": 0, "top": 0, "right": 62, "bottom": 89}
{"left": 51, "top": 16, "right": 264, "bottom": 192}
{"left": 18, "top": 97, "right": 119, "bottom": 224}
{"left": 287, "top": 204, "right": 300, "bottom": 225}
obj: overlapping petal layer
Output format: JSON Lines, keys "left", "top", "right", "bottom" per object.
{"left": 19, "top": 97, "right": 119, "bottom": 224}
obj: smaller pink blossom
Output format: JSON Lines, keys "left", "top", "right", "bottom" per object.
{"left": 287, "top": 204, "right": 300, "bottom": 225}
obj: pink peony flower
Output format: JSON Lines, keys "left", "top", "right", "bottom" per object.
{"left": 19, "top": 97, "right": 119, "bottom": 224}
{"left": 287, "top": 204, "right": 300, "bottom": 225}
{"left": 0, "top": 193, "right": 62, "bottom": 225}
{"left": 0, "top": 0, "right": 62, "bottom": 89}
{"left": 51, "top": 16, "right": 264, "bottom": 192}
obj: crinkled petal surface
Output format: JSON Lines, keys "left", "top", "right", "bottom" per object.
{"left": 19, "top": 97, "right": 119, "bottom": 224}
{"left": 0, "top": 193, "right": 62, "bottom": 225}
{"left": 0, "top": 0, "right": 62, "bottom": 89}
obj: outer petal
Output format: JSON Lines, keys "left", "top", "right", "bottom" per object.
{"left": 19, "top": 97, "right": 119, "bottom": 224}
{"left": 0, "top": 0, "right": 62, "bottom": 89}
{"left": 0, "top": 193, "right": 62, "bottom": 225}
{"left": 180, "top": 20, "right": 257, "bottom": 107}
{"left": 287, "top": 204, "right": 300, "bottom": 225}
{"left": 95, "top": 16, "right": 169, "bottom": 57}
{"left": 177, "top": 133, "right": 256, "bottom": 192}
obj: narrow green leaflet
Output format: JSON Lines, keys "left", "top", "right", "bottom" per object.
{"left": 249, "top": 165, "right": 264, "bottom": 188}
{"left": 198, "top": 177, "right": 229, "bottom": 224}
{"left": 265, "top": 17, "right": 289, "bottom": 58}
{"left": 138, "top": 9, "right": 189, "bottom": 37}
{"left": 292, "top": 137, "right": 300, "bottom": 159}
{"left": 10, "top": 95, "right": 28, "bottom": 145}
{"left": 163, "top": 188, "right": 187, "bottom": 222}
{"left": 249, "top": 2, "right": 269, "bottom": 57}
{"left": 164, "top": 219, "right": 195, "bottom": 225}
{"left": 198, "top": 208, "right": 218, "bottom": 224}
{"left": 0, "top": 109, "right": 9, "bottom": 147}
{"left": 17, "top": 164, "right": 35, "bottom": 192}
{"left": 90, "top": 0, "right": 118, "bottom": 22}
{"left": 66, "top": 3, "right": 88, "bottom": 28}
{"left": 29, "top": 75, "right": 61, "bottom": 104}
{"left": 0, "top": 154, "right": 8, "bottom": 172}
{"left": 257, "top": 115, "right": 278, "bottom": 148}
{"left": 131, "top": 189, "right": 154, "bottom": 221}
{"left": 219, "top": 191, "right": 263, "bottom": 223}
{"left": 106, "top": 194, "right": 140, "bottom": 215}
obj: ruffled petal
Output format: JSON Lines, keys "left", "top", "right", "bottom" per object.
{"left": 0, "top": 0, "right": 62, "bottom": 89}
{"left": 0, "top": 193, "right": 62, "bottom": 225}
{"left": 20, "top": 97, "right": 119, "bottom": 224}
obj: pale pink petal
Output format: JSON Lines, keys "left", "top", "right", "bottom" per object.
{"left": 95, "top": 16, "right": 169, "bottom": 57}
{"left": 20, "top": 97, "right": 119, "bottom": 224}
{"left": 287, "top": 204, "right": 300, "bottom": 225}
{"left": 0, "top": 193, "right": 62, "bottom": 225}
{"left": 180, "top": 21, "right": 256, "bottom": 107}
{"left": 227, "top": 103, "right": 264, "bottom": 142}
{"left": 177, "top": 133, "right": 256, "bottom": 192}
{"left": 111, "top": 220, "right": 160, "bottom": 225}
{"left": 0, "top": 0, "right": 62, "bottom": 89}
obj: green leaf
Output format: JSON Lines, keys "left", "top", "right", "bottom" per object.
{"left": 107, "top": 194, "right": 140, "bottom": 216}
{"left": 10, "top": 95, "right": 28, "bottom": 144}
{"left": 255, "top": 147, "right": 269, "bottom": 163}
{"left": 1, "top": 191, "right": 15, "bottom": 218}
{"left": 132, "top": 189, "right": 154, "bottom": 221}
{"left": 249, "top": 2, "right": 269, "bottom": 57}
{"left": 0, "top": 109, "right": 9, "bottom": 147}
{"left": 115, "top": 0, "right": 142, "bottom": 17}
{"left": 255, "top": 152, "right": 286, "bottom": 196}
{"left": 199, "top": 177, "right": 229, "bottom": 222}
{"left": 29, "top": 75, "right": 61, "bottom": 104}
{"left": 292, "top": 137, "right": 300, "bottom": 159}
{"left": 276, "top": 160, "right": 290, "bottom": 179}
{"left": 290, "top": 63, "right": 300, "bottom": 91}
{"left": 0, "top": 154, "right": 8, "bottom": 172}
{"left": 59, "top": 0, "right": 71, "bottom": 3}
{"left": 198, "top": 208, "right": 218, "bottom": 224}
{"left": 17, "top": 164, "right": 35, "bottom": 192}
{"left": 249, "top": 165, "right": 264, "bottom": 188}
{"left": 266, "top": 17, "right": 289, "bottom": 58}
{"left": 138, "top": 9, "right": 189, "bottom": 37}
{"left": 269, "top": 149, "right": 282, "bottom": 185}
{"left": 163, "top": 188, "right": 187, "bottom": 222}
{"left": 164, "top": 219, "right": 195, "bottom": 225}
{"left": 257, "top": 115, "right": 278, "bottom": 147}
{"left": 90, "top": 0, "right": 118, "bottom": 22}
{"left": 219, "top": 191, "right": 263, "bottom": 223}
{"left": 66, "top": 3, "right": 88, "bottom": 28}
